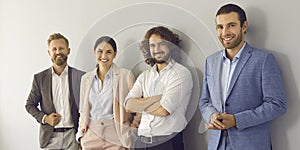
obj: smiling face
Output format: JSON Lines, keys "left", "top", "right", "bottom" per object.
{"left": 48, "top": 39, "right": 70, "bottom": 66}
{"left": 216, "top": 12, "right": 248, "bottom": 51}
{"left": 149, "top": 34, "right": 171, "bottom": 64}
{"left": 94, "top": 41, "right": 116, "bottom": 69}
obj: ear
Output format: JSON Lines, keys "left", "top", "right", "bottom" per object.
{"left": 242, "top": 21, "right": 248, "bottom": 33}
{"left": 113, "top": 52, "right": 117, "bottom": 58}
{"left": 67, "top": 48, "right": 71, "bottom": 55}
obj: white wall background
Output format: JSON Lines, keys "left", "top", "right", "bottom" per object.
{"left": 0, "top": 0, "right": 299, "bottom": 149}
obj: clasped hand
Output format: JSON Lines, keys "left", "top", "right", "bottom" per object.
{"left": 44, "top": 113, "right": 61, "bottom": 126}
{"left": 206, "top": 112, "right": 236, "bottom": 130}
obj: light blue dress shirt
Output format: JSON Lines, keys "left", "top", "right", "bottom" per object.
{"left": 89, "top": 67, "right": 114, "bottom": 120}
{"left": 220, "top": 43, "right": 246, "bottom": 107}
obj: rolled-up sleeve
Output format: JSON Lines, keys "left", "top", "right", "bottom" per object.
{"left": 160, "top": 67, "right": 193, "bottom": 114}
{"left": 124, "top": 73, "right": 144, "bottom": 107}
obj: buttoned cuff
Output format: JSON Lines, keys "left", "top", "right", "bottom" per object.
{"left": 42, "top": 115, "right": 47, "bottom": 124}
{"left": 76, "top": 130, "right": 84, "bottom": 143}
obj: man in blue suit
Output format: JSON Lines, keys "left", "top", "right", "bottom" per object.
{"left": 199, "top": 3, "right": 287, "bottom": 150}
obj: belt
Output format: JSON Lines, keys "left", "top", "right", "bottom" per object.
{"left": 140, "top": 136, "right": 166, "bottom": 144}
{"left": 53, "top": 127, "right": 73, "bottom": 132}
{"left": 221, "top": 130, "right": 228, "bottom": 137}
{"left": 139, "top": 133, "right": 176, "bottom": 144}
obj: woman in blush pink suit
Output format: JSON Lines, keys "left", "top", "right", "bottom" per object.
{"left": 77, "top": 36, "right": 135, "bottom": 150}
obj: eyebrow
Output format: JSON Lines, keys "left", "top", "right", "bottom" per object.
{"left": 149, "top": 40, "right": 165, "bottom": 45}
{"left": 227, "top": 22, "right": 237, "bottom": 25}
{"left": 96, "top": 49, "right": 113, "bottom": 52}
{"left": 216, "top": 22, "right": 237, "bottom": 27}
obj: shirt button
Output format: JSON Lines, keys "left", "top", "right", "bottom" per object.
{"left": 101, "top": 122, "right": 104, "bottom": 125}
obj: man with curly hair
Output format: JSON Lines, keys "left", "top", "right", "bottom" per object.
{"left": 125, "top": 26, "right": 193, "bottom": 150}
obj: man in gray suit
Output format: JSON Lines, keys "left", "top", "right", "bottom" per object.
{"left": 199, "top": 3, "right": 287, "bottom": 150}
{"left": 25, "top": 33, "right": 85, "bottom": 149}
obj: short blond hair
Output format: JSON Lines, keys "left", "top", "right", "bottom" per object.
{"left": 47, "top": 33, "right": 69, "bottom": 47}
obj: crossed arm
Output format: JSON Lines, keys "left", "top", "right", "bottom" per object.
{"left": 125, "top": 95, "right": 170, "bottom": 116}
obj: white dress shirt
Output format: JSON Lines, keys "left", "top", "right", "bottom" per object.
{"left": 125, "top": 59, "right": 193, "bottom": 137}
{"left": 51, "top": 66, "right": 74, "bottom": 128}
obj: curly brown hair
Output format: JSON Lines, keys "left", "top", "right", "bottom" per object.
{"left": 140, "top": 26, "right": 181, "bottom": 66}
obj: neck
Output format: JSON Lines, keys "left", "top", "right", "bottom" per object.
{"left": 97, "top": 64, "right": 111, "bottom": 81}
{"left": 156, "top": 59, "right": 170, "bottom": 73}
{"left": 226, "top": 41, "right": 245, "bottom": 61}
{"left": 53, "top": 63, "right": 67, "bottom": 76}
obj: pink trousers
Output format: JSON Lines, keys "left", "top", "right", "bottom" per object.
{"left": 81, "top": 119, "right": 126, "bottom": 150}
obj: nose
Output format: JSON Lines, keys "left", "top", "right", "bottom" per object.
{"left": 100, "top": 52, "right": 107, "bottom": 58}
{"left": 154, "top": 45, "right": 159, "bottom": 52}
{"left": 55, "top": 49, "right": 61, "bottom": 54}
{"left": 222, "top": 26, "right": 230, "bottom": 36}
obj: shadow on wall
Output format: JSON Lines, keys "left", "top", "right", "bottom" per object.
{"left": 247, "top": 6, "right": 296, "bottom": 150}
{"left": 246, "top": 6, "right": 267, "bottom": 49}
{"left": 270, "top": 51, "right": 297, "bottom": 150}
{"left": 183, "top": 68, "right": 210, "bottom": 150}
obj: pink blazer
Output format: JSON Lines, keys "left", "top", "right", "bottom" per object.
{"left": 78, "top": 64, "right": 135, "bottom": 148}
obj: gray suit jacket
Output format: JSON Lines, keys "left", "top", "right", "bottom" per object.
{"left": 25, "top": 66, "right": 85, "bottom": 148}
{"left": 199, "top": 43, "right": 287, "bottom": 150}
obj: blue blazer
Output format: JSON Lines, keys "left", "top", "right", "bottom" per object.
{"left": 199, "top": 43, "right": 286, "bottom": 150}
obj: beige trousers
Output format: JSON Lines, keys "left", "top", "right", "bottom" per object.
{"left": 42, "top": 129, "right": 78, "bottom": 150}
{"left": 81, "top": 119, "right": 126, "bottom": 150}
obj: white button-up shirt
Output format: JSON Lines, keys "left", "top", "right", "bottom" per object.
{"left": 52, "top": 66, "right": 73, "bottom": 128}
{"left": 125, "top": 59, "right": 193, "bottom": 137}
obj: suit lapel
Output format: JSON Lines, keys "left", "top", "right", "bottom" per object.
{"left": 213, "top": 52, "right": 224, "bottom": 109}
{"left": 80, "top": 68, "right": 94, "bottom": 125}
{"left": 68, "top": 67, "right": 76, "bottom": 111}
{"left": 226, "top": 44, "right": 253, "bottom": 99}
{"left": 85, "top": 69, "right": 95, "bottom": 94}
{"left": 112, "top": 64, "right": 120, "bottom": 121}
{"left": 44, "top": 68, "right": 56, "bottom": 112}
{"left": 112, "top": 64, "right": 120, "bottom": 100}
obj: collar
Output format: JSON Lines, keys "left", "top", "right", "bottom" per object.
{"left": 222, "top": 42, "right": 246, "bottom": 61}
{"left": 95, "top": 65, "right": 113, "bottom": 80}
{"left": 151, "top": 58, "right": 176, "bottom": 73}
{"left": 51, "top": 65, "right": 68, "bottom": 76}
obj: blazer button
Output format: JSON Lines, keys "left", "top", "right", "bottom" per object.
{"left": 225, "top": 103, "right": 229, "bottom": 107}
{"left": 101, "top": 122, "right": 104, "bottom": 125}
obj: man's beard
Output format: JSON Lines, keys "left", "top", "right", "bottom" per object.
{"left": 153, "top": 54, "right": 171, "bottom": 64}
{"left": 221, "top": 30, "right": 243, "bottom": 50}
{"left": 52, "top": 54, "right": 68, "bottom": 66}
